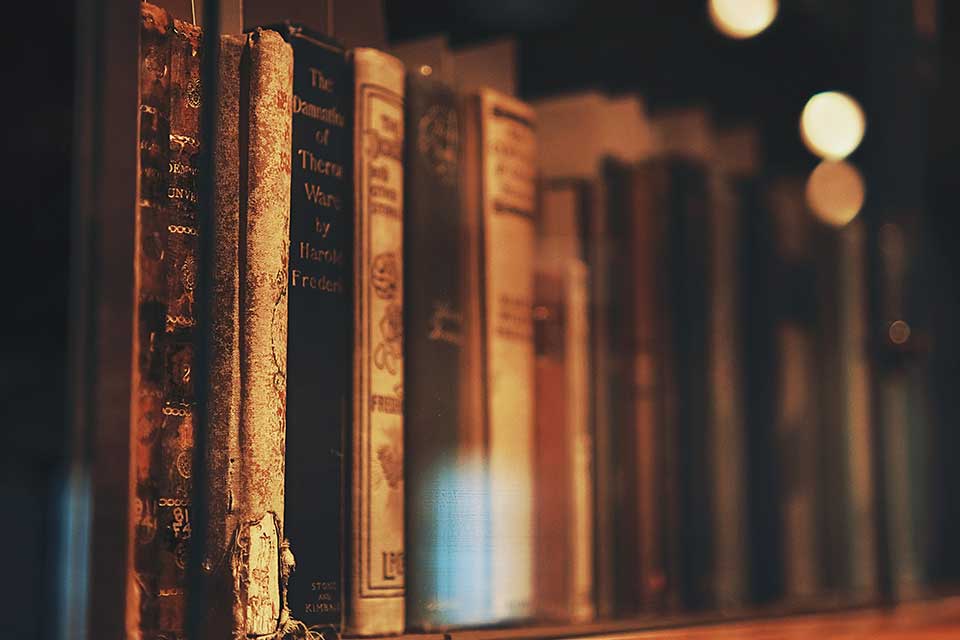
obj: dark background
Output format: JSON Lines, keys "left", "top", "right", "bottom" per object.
{"left": 3, "top": 0, "right": 959, "bottom": 636}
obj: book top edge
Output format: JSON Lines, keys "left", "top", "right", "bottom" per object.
{"left": 351, "top": 47, "right": 406, "bottom": 75}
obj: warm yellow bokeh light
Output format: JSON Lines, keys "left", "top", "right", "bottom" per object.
{"left": 800, "top": 91, "right": 866, "bottom": 159}
{"left": 805, "top": 160, "right": 865, "bottom": 227}
{"left": 708, "top": 0, "right": 778, "bottom": 39}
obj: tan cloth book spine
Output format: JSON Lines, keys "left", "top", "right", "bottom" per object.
{"left": 463, "top": 88, "right": 538, "bottom": 622}
{"left": 205, "top": 29, "right": 293, "bottom": 640}
{"left": 346, "top": 47, "right": 406, "bottom": 636}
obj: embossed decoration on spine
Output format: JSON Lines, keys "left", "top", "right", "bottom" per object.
{"left": 348, "top": 47, "right": 406, "bottom": 636}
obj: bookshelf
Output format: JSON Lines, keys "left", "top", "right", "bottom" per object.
{"left": 64, "top": 0, "right": 959, "bottom": 638}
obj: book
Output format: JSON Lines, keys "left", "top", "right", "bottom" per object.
{"left": 265, "top": 22, "right": 352, "bottom": 630}
{"left": 452, "top": 39, "right": 518, "bottom": 96}
{"left": 601, "top": 157, "right": 661, "bottom": 615}
{"left": 403, "top": 68, "right": 487, "bottom": 630}
{"left": 532, "top": 90, "right": 654, "bottom": 618}
{"left": 707, "top": 127, "right": 756, "bottom": 610}
{"left": 132, "top": 3, "right": 172, "bottom": 636}
{"left": 346, "top": 47, "right": 406, "bottom": 636}
{"left": 461, "top": 88, "right": 538, "bottom": 623}
{"left": 626, "top": 162, "right": 671, "bottom": 613}
{"left": 153, "top": 17, "right": 204, "bottom": 638}
{"left": 661, "top": 157, "right": 714, "bottom": 611}
{"left": 534, "top": 180, "right": 594, "bottom": 623}
{"left": 203, "top": 28, "right": 293, "bottom": 639}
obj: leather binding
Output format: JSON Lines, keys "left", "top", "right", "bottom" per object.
{"left": 204, "top": 29, "right": 293, "bottom": 640}
{"left": 265, "top": 22, "right": 353, "bottom": 630}
{"left": 346, "top": 47, "right": 406, "bottom": 636}
{"left": 132, "top": 3, "right": 171, "bottom": 637}
{"left": 462, "top": 89, "right": 538, "bottom": 623}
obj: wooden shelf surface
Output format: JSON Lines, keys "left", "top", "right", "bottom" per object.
{"left": 383, "top": 597, "right": 960, "bottom": 640}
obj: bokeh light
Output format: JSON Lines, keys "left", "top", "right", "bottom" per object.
{"left": 805, "top": 160, "right": 866, "bottom": 227}
{"left": 708, "top": 0, "right": 778, "bottom": 39}
{"left": 800, "top": 91, "right": 866, "bottom": 159}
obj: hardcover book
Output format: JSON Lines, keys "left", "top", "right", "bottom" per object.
{"left": 153, "top": 18, "right": 203, "bottom": 637}
{"left": 132, "top": 3, "right": 172, "bottom": 637}
{"left": 625, "top": 162, "right": 671, "bottom": 613}
{"left": 462, "top": 88, "right": 538, "bottom": 623}
{"left": 403, "top": 69, "right": 486, "bottom": 629}
{"left": 601, "top": 158, "right": 653, "bottom": 615}
{"left": 534, "top": 181, "right": 594, "bottom": 623}
{"left": 266, "top": 22, "right": 353, "bottom": 630}
{"left": 533, "top": 91, "right": 654, "bottom": 618}
{"left": 203, "top": 28, "right": 293, "bottom": 640}
{"left": 346, "top": 47, "right": 406, "bottom": 636}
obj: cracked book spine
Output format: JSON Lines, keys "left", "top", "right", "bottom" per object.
{"left": 204, "top": 28, "right": 293, "bottom": 640}
{"left": 345, "top": 47, "right": 406, "bottom": 636}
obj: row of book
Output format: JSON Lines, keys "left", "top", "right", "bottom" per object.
{"left": 131, "top": 3, "right": 884, "bottom": 639}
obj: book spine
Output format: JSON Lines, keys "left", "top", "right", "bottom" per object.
{"left": 279, "top": 25, "right": 352, "bottom": 629}
{"left": 565, "top": 257, "right": 595, "bottom": 622}
{"left": 706, "top": 172, "right": 747, "bottom": 608}
{"left": 665, "top": 161, "right": 714, "bottom": 610}
{"left": 206, "top": 29, "right": 293, "bottom": 639}
{"left": 601, "top": 159, "right": 640, "bottom": 614}
{"left": 588, "top": 174, "right": 616, "bottom": 619}
{"left": 347, "top": 47, "right": 406, "bottom": 636}
{"left": 132, "top": 3, "right": 171, "bottom": 637}
{"left": 149, "top": 19, "right": 204, "bottom": 638}
{"left": 476, "top": 90, "right": 538, "bottom": 622}
{"left": 204, "top": 32, "right": 244, "bottom": 640}
{"left": 403, "top": 72, "right": 476, "bottom": 630}
{"left": 627, "top": 165, "right": 668, "bottom": 611}
{"left": 534, "top": 183, "right": 594, "bottom": 623}
{"left": 533, "top": 270, "right": 569, "bottom": 621}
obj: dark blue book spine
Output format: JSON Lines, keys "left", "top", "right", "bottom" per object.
{"left": 271, "top": 23, "right": 353, "bottom": 629}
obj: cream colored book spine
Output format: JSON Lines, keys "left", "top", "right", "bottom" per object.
{"left": 346, "top": 47, "right": 406, "bottom": 636}
{"left": 467, "top": 88, "right": 538, "bottom": 622}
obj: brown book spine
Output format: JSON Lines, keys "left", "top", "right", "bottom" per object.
{"left": 534, "top": 270, "right": 569, "bottom": 620}
{"left": 149, "top": 19, "right": 204, "bottom": 638}
{"left": 132, "top": 3, "right": 171, "bottom": 638}
{"left": 627, "top": 165, "right": 669, "bottom": 611}
{"left": 346, "top": 47, "right": 406, "bottom": 636}
{"left": 205, "top": 29, "right": 293, "bottom": 640}
{"left": 534, "top": 182, "right": 594, "bottom": 623}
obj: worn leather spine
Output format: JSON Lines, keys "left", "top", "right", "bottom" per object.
{"left": 346, "top": 47, "right": 406, "bottom": 636}
{"left": 206, "top": 29, "right": 293, "bottom": 640}
{"left": 149, "top": 19, "right": 204, "bottom": 639}
{"left": 132, "top": 3, "right": 171, "bottom": 638}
